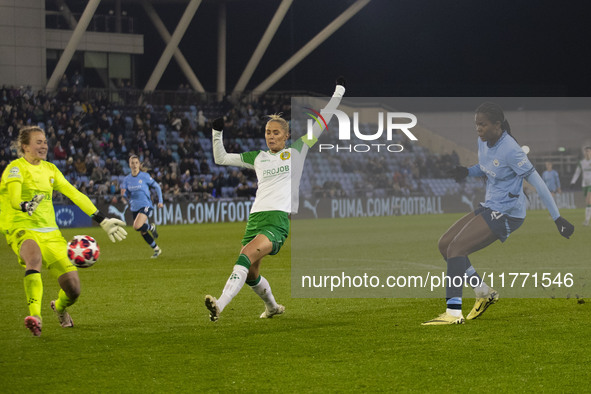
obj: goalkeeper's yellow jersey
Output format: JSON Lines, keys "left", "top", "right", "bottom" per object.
{"left": 0, "top": 158, "right": 98, "bottom": 233}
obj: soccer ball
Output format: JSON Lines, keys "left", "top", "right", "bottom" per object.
{"left": 68, "top": 235, "right": 100, "bottom": 268}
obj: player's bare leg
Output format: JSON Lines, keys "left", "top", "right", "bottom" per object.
{"left": 51, "top": 271, "right": 80, "bottom": 328}
{"left": 424, "top": 215, "right": 497, "bottom": 325}
{"left": 243, "top": 237, "right": 284, "bottom": 318}
{"left": 437, "top": 211, "right": 496, "bottom": 319}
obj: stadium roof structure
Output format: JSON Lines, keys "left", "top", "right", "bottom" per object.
{"left": 45, "top": 0, "right": 371, "bottom": 95}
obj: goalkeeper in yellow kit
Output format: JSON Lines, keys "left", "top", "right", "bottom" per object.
{"left": 0, "top": 126, "right": 128, "bottom": 336}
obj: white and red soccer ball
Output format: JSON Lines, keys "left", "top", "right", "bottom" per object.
{"left": 68, "top": 235, "right": 100, "bottom": 268}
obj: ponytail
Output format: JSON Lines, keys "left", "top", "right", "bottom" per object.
{"left": 501, "top": 119, "right": 511, "bottom": 134}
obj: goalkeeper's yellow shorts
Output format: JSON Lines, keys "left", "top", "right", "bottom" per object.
{"left": 5, "top": 228, "right": 77, "bottom": 277}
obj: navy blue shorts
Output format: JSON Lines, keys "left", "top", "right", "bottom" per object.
{"left": 474, "top": 206, "right": 524, "bottom": 243}
{"left": 132, "top": 207, "right": 154, "bottom": 221}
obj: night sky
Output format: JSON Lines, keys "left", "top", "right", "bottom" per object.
{"left": 119, "top": 0, "right": 591, "bottom": 96}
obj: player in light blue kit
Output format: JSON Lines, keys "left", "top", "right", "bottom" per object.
{"left": 121, "top": 154, "right": 164, "bottom": 258}
{"left": 542, "top": 161, "right": 561, "bottom": 196}
{"left": 424, "top": 102, "right": 575, "bottom": 325}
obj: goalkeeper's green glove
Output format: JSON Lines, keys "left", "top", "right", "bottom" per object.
{"left": 20, "top": 194, "right": 45, "bottom": 216}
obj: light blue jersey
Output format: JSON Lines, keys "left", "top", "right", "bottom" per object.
{"left": 121, "top": 171, "right": 163, "bottom": 212}
{"left": 468, "top": 132, "right": 534, "bottom": 218}
{"left": 542, "top": 169, "right": 561, "bottom": 193}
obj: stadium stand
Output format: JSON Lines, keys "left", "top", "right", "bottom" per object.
{"left": 1, "top": 84, "right": 468, "bottom": 205}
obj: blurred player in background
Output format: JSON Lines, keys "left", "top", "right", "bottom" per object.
{"left": 204, "top": 77, "right": 346, "bottom": 321}
{"left": 121, "top": 154, "right": 163, "bottom": 257}
{"left": 542, "top": 161, "right": 561, "bottom": 197}
{"left": 0, "top": 126, "right": 127, "bottom": 336}
{"left": 570, "top": 146, "right": 591, "bottom": 226}
{"left": 426, "top": 102, "right": 574, "bottom": 325}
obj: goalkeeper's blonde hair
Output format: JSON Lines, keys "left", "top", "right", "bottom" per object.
{"left": 13, "top": 126, "right": 45, "bottom": 157}
{"left": 265, "top": 114, "right": 290, "bottom": 136}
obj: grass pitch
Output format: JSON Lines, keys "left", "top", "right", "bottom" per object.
{"left": 1, "top": 210, "right": 589, "bottom": 392}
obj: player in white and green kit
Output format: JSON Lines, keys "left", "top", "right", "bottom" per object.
{"left": 570, "top": 146, "right": 591, "bottom": 225}
{"left": 0, "top": 126, "right": 127, "bottom": 336}
{"left": 205, "top": 78, "right": 346, "bottom": 321}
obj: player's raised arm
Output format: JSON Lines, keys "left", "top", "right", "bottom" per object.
{"left": 211, "top": 117, "right": 253, "bottom": 168}
{"left": 305, "top": 77, "right": 347, "bottom": 144}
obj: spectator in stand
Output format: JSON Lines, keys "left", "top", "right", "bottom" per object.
{"left": 172, "top": 183, "right": 182, "bottom": 199}
{"left": 105, "top": 141, "right": 117, "bottom": 159}
{"left": 180, "top": 169, "right": 192, "bottom": 185}
{"left": 118, "top": 139, "right": 128, "bottom": 158}
{"left": 58, "top": 74, "right": 69, "bottom": 90}
{"left": 70, "top": 71, "right": 84, "bottom": 91}
{"left": 197, "top": 110, "right": 207, "bottom": 128}
{"left": 90, "top": 165, "right": 108, "bottom": 185}
{"left": 73, "top": 157, "right": 86, "bottom": 176}
{"left": 133, "top": 113, "right": 144, "bottom": 132}
{"left": 97, "top": 112, "right": 111, "bottom": 130}
{"left": 66, "top": 140, "right": 76, "bottom": 157}
{"left": 53, "top": 140, "right": 67, "bottom": 160}
{"left": 200, "top": 158, "right": 210, "bottom": 174}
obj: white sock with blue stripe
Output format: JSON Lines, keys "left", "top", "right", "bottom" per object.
{"left": 446, "top": 297, "right": 463, "bottom": 317}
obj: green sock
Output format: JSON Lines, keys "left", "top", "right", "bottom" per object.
{"left": 55, "top": 289, "right": 76, "bottom": 312}
{"left": 24, "top": 272, "right": 43, "bottom": 318}
{"left": 236, "top": 254, "right": 252, "bottom": 269}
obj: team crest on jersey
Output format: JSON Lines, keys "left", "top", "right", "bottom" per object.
{"left": 280, "top": 151, "right": 290, "bottom": 161}
{"left": 493, "top": 159, "right": 500, "bottom": 167}
{"left": 7, "top": 166, "right": 20, "bottom": 178}
{"left": 139, "top": 180, "right": 143, "bottom": 184}
{"left": 50, "top": 177, "right": 54, "bottom": 185}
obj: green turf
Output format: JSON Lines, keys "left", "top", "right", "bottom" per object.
{"left": 1, "top": 210, "right": 589, "bottom": 392}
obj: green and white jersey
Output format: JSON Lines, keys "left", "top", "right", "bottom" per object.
{"left": 571, "top": 158, "right": 591, "bottom": 187}
{"left": 242, "top": 147, "right": 292, "bottom": 213}
{"left": 212, "top": 85, "right": 345, "bottom": 214}
{"left": 212, "top": 132, "right": 313, "bottom": 213}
